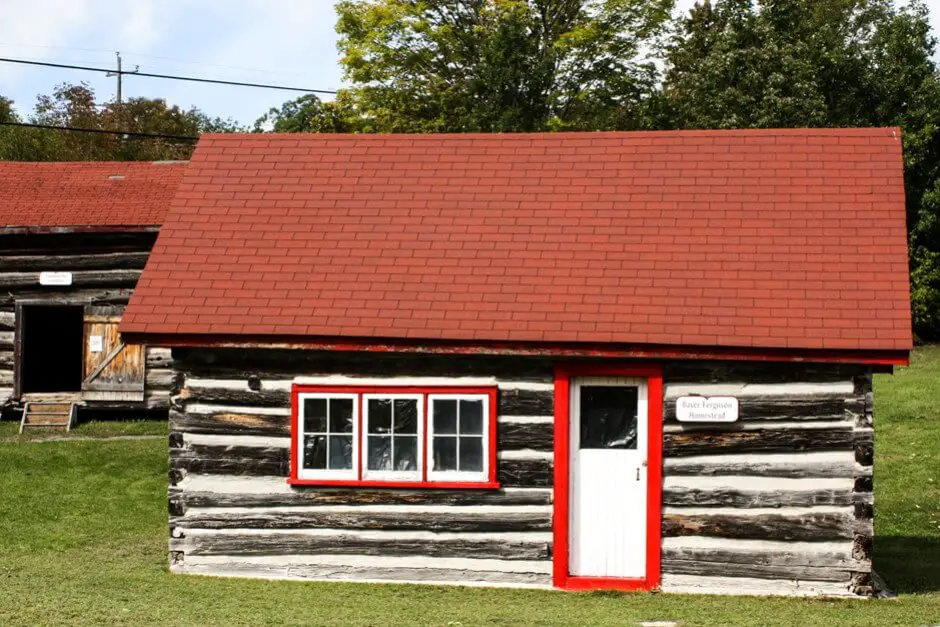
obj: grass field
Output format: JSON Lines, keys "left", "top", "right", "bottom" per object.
{"left": 0, "top": 351, "right": 937, "bottom": 626}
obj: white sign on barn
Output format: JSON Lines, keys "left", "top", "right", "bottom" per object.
{"left": 38, "top": 271, "right": 73, "bottom": 286}
{"left": 675, "top": 396, "right": 739, "bottom": 423}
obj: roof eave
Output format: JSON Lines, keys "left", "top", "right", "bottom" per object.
{"left": 118, "top": 332, "right": 911, "bottom": 367}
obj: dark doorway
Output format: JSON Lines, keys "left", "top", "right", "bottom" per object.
{"left": 20, "top": 305, "right": 85, "bottom": 394}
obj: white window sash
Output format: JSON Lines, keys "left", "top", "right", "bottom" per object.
{"left": 361, "top": 393, "right": 424, "bottom": 482}
{"left": 296, "top": 392, "right": 358, "bottom": 481}
{"left": 426, "top": 393, "right": 490, "bottom": 483}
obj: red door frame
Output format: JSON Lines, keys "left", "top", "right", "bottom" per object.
{"left": 552, "top": 364, "right": 663, "bottom": 591}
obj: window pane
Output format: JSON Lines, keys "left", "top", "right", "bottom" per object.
{"left": 303, "top": 434, "right": 326, "bottom": 469}
{"left": 579, "top": 386, "right": 638, "bottom": 449}
{"left": 394, "top": 436, "right": 418, "bottom": 471}
{"left": 433, "top": 436, "right": 457, "bottom": 471}
{"left": 303, "top": 399, "right": 327, "bottom": 433}
{"left": 329, "top": 435, "right": 353, "bottom": 469}
{"left": 367, "top": 435, "right": 392, "bottom": 471}
{"left": 459, "top": 436, "right": 484, "bottom": 472}
{"left": 330, "top": 399, "right": 354, "bottom": 433}
{"left": 459, "top": 400, "right": 484, "bottom": 435}
{"left": 394, "top": 399, "right": 418, "bottom": 434}
{"left": 433, "top": 400, "right": 457, "bottom": 434}
{"left": 368, "top": 399, "right": 392, "bottom": 434}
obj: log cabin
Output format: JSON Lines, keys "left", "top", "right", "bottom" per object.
{"left": 119, "top": 130, "right": 911, "bottom": 597}
{"left": 0, "top": 161, "right": 184, "bottom": 429}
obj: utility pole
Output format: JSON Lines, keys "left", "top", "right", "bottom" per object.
{"left": 105, "top": 52, "right": 139, "bottom": 107}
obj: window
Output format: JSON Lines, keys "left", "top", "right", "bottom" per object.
{"left": 291, "top": 386, "right": 497, "bottom": 488}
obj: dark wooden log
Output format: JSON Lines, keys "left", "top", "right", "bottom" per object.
{"left": 172, "top": 532, "right": 551, "bottom": 560}
{"left": 170, "top": 409, "right": 290, "bottom": 437}
{"left": 170, "top": 444, "right": 289, "bottom": 477}
{"left": 661, "top": 543, "right": 862, "bottom": 570}
{"left": 663, "top": 487, "right": 854, "bottom": 508}
{"left": 662, "top": 362, "right": 863, "bottom": 384}
{"left": 0, "top": 288, "right": 133, "bottom": 306}
{"left": 854, "top": 431, "right": 874, "bottom": 466}
{"left": 0, "top": 227, "right": 159, "bottom": 256}
{"left": 662, "top": 510, "right": 854, "bottom": 541}
{"left": 0, "top": 269, "right": 142, "bottom": 289}
{"left": 850, "top": 571, "right": 873, "bottom": 596}
{"left": 854, "top": 476, "right": 873, "bottom": 493}
{"left": 664, "top": 397, "right": 846, "bottom": 423}
{"left": 0, "top": 251, "right": 150, "bottom": 271}
{"left": 664, "top": 427, "right": 854, "bottom": 458}
{"left": 146, "top": 348, "right": 174, "bottom": 369}
{"left": 171, "top": 487, "right": 552, "bottom": 510}
{"left": 180, "top": 385, "right": 288, "bottom": 408}
{"left": 852, "top": 534, "right": 873, "bottom": 563}
{"left": 661, "top": 560, "right": 851, "bottom": 582}
{"left": 172, "top": 509, "right": 551, "bottom": 533}
{"left": 499, "top": 388, "right": 553, "bottom": 416}
{"left": 497, "top": 421, "right": 553, "bottom": 451}
{"left": 498, "top": 458, "right": 552, "bottom": 488}
{"left": 146, "top": 369, "right": 178, "bottom": 390}
{"left": 0, "top": 352, "right": 13, "bottom": 369}
{"left": 173, "top": 346, "right": 553, "bottom": 381}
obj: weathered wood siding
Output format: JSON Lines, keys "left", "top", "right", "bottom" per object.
{"left": 0, "top": 231, "right": 171, "bottom": 409}
{"left": 169, "top": 349, "right": 556, "bottom": 587}
{"left": 167, "top": 348, "right": 874, "bottom": 595}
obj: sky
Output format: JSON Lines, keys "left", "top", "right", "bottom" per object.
{"left": 1, "top": 0, "right": 940, "bottom": 127}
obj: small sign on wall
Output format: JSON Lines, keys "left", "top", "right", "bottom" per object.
{"left": 89, "top": 335, "right": 104, "bottom": 353}
{"left": 39, "top": 271, "right": 72, "bottom": 286}
{"left": 676, "top": 396, "right": 739, "bottom": 423}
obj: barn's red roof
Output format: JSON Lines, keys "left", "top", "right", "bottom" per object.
{"left": 121, "top": 130, "right": 912, "bottom": 354}
{"left": 0, "top": 161, "right": 186, "bottom": 228}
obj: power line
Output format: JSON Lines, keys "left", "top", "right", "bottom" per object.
{"left": 0, "top": 57, "right": 338, "bottom": 95}
{"left": 0, "top": 121, "right": 198, "bottom": 141}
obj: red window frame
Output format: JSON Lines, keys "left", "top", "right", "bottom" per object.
{"left": 289, "top": 384, "right": 500, "bottom": 489}
{"left": 552, "top": 364, "right": 664, "bottom": 592}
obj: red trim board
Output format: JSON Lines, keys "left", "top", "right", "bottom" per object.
{"left": 289, "top": 384, "right": 499, "bottom": 489}
{"left": 553, "top": 364, "right": 663, "bottom": 591}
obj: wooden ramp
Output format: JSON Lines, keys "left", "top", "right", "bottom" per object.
{"left": 19, "top": 394, "right": 80, "bottom": 433}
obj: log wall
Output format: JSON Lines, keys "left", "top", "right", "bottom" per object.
{"left": 0, "top": 231, "right": 172, "bottom": 410}
{"left": 167, "top": 347, "right": 875, "bottom": 595}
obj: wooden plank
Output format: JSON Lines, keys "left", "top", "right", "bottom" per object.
{"left": 663, "top": 486, "right": 853, "bottom": 508}
{"left": 662, "top": 508, "right": 855, "bottom": 541}
{"left": 0, "top": 352, "right": 12, "bottom": 369}
{"left": 171, "top": 487, "right": 553, "bottom": 511}
{"left": 146, "top": 347, "right": 174, "bottom": 368}
{"left": 0, "top": 311, "right": 13, "bottom": 331}
{"left": 662, "top": 560, "right": 851, "bottom": 582}
{"left": 498, "top": 458, "right": 552, "bottom": 488}
{"left": 665, "top": 452, "right": 862, "bottom": 478}
{"left": 0, "top": 288, "right": 133, "bottom": 307}
{"left": 662, "top": 362, "right": 863, "bottom": 385}
{"left": 499, "top": 388, "right": 553, "bottom": 416}
{"left": 171, "top": 409, "right": 290, "bottom": 437}
{"left": 173, "top": 554, "right": 552, "bottom": 587}
{"left": 0, "top": 251, "right": 150, "bottom": 271}
{"left": 0, "top": 369, "right": 12, "bottom": 386}
{"left": 661, "top": 537, "right": 861, "bottom": 569}
{"left": 664, "top": 427, "right": 854, "bottom": 458}
{"left": 172, "top": 530, "right": 552, "bottom": 560}
{"left": 172, "top": 508, "right": 551, "bottom": 533}
{"left": 0, "top": 332, "right": 12, "bottom": 351}
{"left": 659, "top": 573, "right": 854, "bottom": 597}
{"left": 497, "top": 420, "right": 553, "bottom": 451}
{"left": 664, "top": 397, "right": 846, "bottom": 423}
{"left": 0, "top": 269, "right": 142, "bottom": 289}
{"left": 146, "top": 369, "right": 178, "bottom": 390}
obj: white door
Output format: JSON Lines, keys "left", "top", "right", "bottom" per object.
{"left": 569, "top": 376, "right": 648, "bottom": 579}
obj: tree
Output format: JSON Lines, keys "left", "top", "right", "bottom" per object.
{"left": 662, "top": 0, "right": 940, "bottom": 341}
{"left": 0, "top": 82, "right": 243, "bottom": 161}
{"left": 333, "top": 0, "right": 675, "bottom": 132}
{"left": 253, "top": 92, "right": 364, "bottom": 133}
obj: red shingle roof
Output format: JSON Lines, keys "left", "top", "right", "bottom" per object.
{"left": 121, "top": 130, "right": 912, "bottom": 353}
{"left": 0, "top": 161, "right": 186, "bottom": 227}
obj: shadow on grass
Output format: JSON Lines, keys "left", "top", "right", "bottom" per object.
{"left": 876, "top": 535, "right": 940, "bottom": 594}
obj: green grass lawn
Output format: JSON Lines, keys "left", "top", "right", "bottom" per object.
{"left": 0, "top": 353, "right": 938, "bottom": 626}
{"left": 0, "top": 416, "right": 168, "bottom": 441}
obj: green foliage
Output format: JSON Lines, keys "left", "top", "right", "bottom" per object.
{"left": 0, "top": 82, "right": 243, "bottom": 162}
{"left": 253, "top": 92, "right": 364, "bottom": 132}
{"left": 333, "top": 0, "right": 675, "bottom": 132}
{"left": 662, "top": 0, "right": 940, "bottom": 341}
